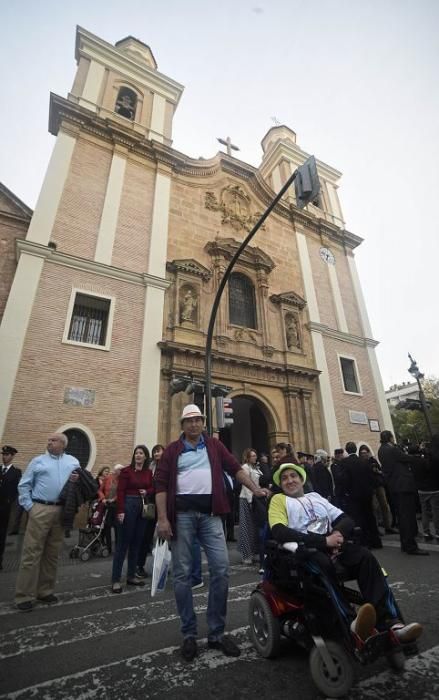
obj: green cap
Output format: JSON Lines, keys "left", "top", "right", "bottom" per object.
{"left": 273, "top": 463, "right": 307, "bottom": 486}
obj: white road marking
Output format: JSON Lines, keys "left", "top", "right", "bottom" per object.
{"left": 0, "top": 582, "right": 257, "bottom": 659}
{"left": 342, "top": 644, "right": 439, "bottom": 699}
{"left": 2, "top": 627, "right": 257, "bottom": 699}
{"left": 0, "top": 562, "right": 257, "bottom": 616}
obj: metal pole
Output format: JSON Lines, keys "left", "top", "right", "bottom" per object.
{"left": 204, "top": 168, "right": 298, "bottom": 435}
{"left": 417, "top": 379, "right": 433, "bottom": 439}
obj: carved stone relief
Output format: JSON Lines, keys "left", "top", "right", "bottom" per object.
{"left": 205, "top": 185, "right": 266, "bottom": 232}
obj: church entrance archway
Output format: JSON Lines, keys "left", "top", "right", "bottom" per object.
{"left": 219, "top": 395, "right": 271, "bottom": 461}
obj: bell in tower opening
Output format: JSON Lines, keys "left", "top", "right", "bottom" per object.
{"left": 115, "top": 87, "right": 137, "bottom": 120}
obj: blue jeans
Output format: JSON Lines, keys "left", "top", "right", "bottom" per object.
{"left": 171, "top": 512, "right": 229, "bottom": 641}
{"left": 192, "top": 538, "right": 202, "bottom": 585}
{"left": 112, "top": 496, "right": 147, "bottom": 582}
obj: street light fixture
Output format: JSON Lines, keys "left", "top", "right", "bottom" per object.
{"left": 407, "top": 353, "right": 433, "bottom": 438}
{"left": 204, "top": 156, "right": 321, "bottom": 435}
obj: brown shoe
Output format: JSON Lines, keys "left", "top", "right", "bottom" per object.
{"left": 350, "top": 603, "right": 376, "bottom": 641}
{"left": 391, "top": 622, "right": 423, "bottom": 643}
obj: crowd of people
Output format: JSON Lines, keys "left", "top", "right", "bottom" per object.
{"left": 1, "top": 416, "right": 438, "bottom": 661}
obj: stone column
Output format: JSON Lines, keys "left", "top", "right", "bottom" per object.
{"left": 256, "top": 268, "right": 270, "bottom": 348}
{"left": 301, "top": 389, "right": 316, "bottom": 453}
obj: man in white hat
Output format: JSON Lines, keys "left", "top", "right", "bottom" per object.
{"left": 155, "top": 403, "right": 269, "bottom": 662}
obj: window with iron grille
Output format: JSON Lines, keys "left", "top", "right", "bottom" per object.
{"left": 68, "top": 293, "right": 110, "bottom": 346}
{"left": 340, "top": 357, "right": 360, "bottom": 393}
{"left": 228, "top": 272, "right": 257, "bottom": 329}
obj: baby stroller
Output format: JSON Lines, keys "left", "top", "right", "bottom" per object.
{"left": 70, "top": 501, "right": 110, "bottom": 562}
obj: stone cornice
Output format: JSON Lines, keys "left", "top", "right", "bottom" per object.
{"left": 205, "top": 237, "right": 275, "bottom": 273}
{"left": 308, "top": 321, "right": 378, "bottom": 348}
{"left": 48, "top": 95, "right": 363, "bottom": 251}
{"left": 270, "top": 291, "right": 307, "bottom": 310}
{"left": 75, "top": 26, "right": 184, "bottom": 105}
{"left": 159, "top": 340, "right": 320, "bottom": 380}
{"left": 16, "top": 239, "right": 171, "bottom": 290}
{"left": 0, "top": 182, "right": 33, "bottom": 219}
{"left": 166, "top": 259, "right": 212, "bottom": 281}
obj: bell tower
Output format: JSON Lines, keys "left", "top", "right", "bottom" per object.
{"left": 70, "top": 27, "right": 183, "bottom": 144}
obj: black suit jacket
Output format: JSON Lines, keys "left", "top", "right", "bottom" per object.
{"left": 377, "top": 442, "right": 419, "bottom": 493}
{"left": 342, "top": 454, "right": 374, "bottom": 500}
{"left": 0, "top": 465, "right": 21, "bottom": 507}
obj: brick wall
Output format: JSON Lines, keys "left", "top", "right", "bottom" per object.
{"left": 3, "top": 263, "right": 146, "bottom": 473}
{"left": 324, "top": 335, "right": 381, "bottom": 452}
{"left": 50, "top": 137, "right": 112, "bottom": 258}
{"left": 111, "top": 159, "right": 155, "bottom": 272}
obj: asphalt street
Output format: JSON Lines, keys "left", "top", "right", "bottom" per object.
{"left": 1, "top": 533, "right": 439, "bottom": 700}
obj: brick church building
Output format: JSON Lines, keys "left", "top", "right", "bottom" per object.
{"left": 0, "top": 27, "right": 392, "bottom": 471}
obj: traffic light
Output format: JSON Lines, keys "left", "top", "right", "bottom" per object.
{"left": 170, "top": 376, "right": 192, "bottom": 395}
{"left": 215, "top": 397, "right": 234, "bottom": 429}
{"left": 211, "top": 383, "right": 232, "bottom": 397}
{"left": 294, "top": 155, "right": 321, "bottom": 209}
{"left": 185, "top": 380, "right": 204, "bottom": 395}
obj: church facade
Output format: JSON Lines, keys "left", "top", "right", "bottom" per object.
{"left": 0, "top": 27, "right": 392, "bottom": 471}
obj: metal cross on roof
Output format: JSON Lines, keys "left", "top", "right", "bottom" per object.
{"left": 217, "top": 136, "right": 240, "bottom": 157}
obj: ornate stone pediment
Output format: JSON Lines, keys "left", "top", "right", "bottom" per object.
{"left": 270, "top": 291, "right": 307, "bottom": 310}
{"left": 166, "top": 259, "right": 212, "bottom": 281}
{"left": 205, "top": 238, "right": 275, "bottom": 274}
{"left": 205, "top": 185, "right": 265, "bottom": 232}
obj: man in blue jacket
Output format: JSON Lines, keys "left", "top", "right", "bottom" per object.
{"left": 15, "top": 433, "right": 79, "bottom": 611}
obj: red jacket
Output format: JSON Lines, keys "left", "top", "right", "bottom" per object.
{"left": 116, "top": 466, "right": 154, "bottom": 514}
{"left": 154, "top": 433, "right": 241, "bottom": 533}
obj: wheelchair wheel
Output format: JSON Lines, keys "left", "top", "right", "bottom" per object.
{"left": 386, "top": 649, "right": 406, "bottom": 672}
{"left": 309, "top": 640, "right": 354, "bottom": 698}
{"left": 101, "top": 547, "right": 110, "bottom": 558}
{"left": 80, "top": 550, "right": 91, "bottom": 562}
{"left": 248, "top": 591, "right": 281, "bottom": 658}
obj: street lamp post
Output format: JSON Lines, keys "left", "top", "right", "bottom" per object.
{"left": 407, "top": 353, "right": 433, "bottom": 439}
{"left": 204, "top": 156, "right": 321, "bottom": 435}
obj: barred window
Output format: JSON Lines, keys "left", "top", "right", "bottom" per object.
{"left": 68, "top": 293, "right": 110, "bottom": 346}
{"left": 228, "top": 272, "right": 257, "bottom": 329}
{"left": 340, "top": 357, "right": 360, "bottom": 394}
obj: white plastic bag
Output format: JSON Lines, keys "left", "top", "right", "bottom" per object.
{"left": 151, "top": 538, "right": 171, "bottom": 597}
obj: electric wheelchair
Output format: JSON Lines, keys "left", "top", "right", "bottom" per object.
{"left": 248, "top": 539, "right": 418, "bottom": 698}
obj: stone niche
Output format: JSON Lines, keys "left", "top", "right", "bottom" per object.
{"left": 269, "top": 290, "right": 307, "bottom": 355}
{"left": 166, "top": 258, "right": 212, "bottom": 331}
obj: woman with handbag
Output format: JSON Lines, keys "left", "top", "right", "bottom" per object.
{"left": 136, "top": 444, "right": 164, "bottom": 578}
{"left": 237, "top": 448, "right": 263, "bottom": 568}
{"left": 111, "top": 445, "right": 154, "bottom": 593}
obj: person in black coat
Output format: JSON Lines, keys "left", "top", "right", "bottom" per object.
{"left": 342, "top": 442, "right": 382, "bottom": 549}
{"left": 311, "top": 449, "right": 334, "bottom": 501}
{"left": 0, "top": 446, "right": 21, "bottom": 570}
{"left": 378, "top": 430, "right": 428, "bottom": 555}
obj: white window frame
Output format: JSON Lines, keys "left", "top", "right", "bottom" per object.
{"left": 62, "top": 288, "right": 115, "bottom": 351}
{"left": 338, "top": 353, "right": 363, "bottom": 396}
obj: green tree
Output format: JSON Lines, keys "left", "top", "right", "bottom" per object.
{"left": 390, "top": 375, "right": 439, "bottom": 443}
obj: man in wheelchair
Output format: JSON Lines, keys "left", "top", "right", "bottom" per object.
{"left": 268, "top": 463, "right": 423, "bottom": 645}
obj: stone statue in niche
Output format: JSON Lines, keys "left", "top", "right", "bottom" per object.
{"left": 180, "top": 288, "right": 198, "bottom": 323}
{"left": 285, "top": 314, "right": 300, "bottom": 349}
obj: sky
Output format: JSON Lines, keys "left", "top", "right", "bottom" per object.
{"left": 1, "top": 0, "right": 438, "bottom": 388}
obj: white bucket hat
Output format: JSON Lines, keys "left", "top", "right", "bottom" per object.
{"left": 180, "top": 403, "right": 205, "bottom": 423}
